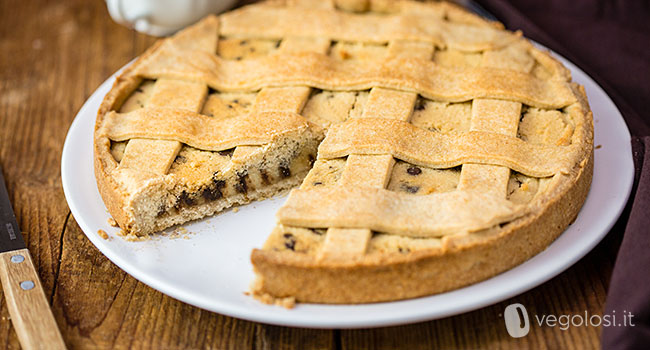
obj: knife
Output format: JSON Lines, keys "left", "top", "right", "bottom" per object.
{"left": 0, "top": 165, "right": 66, "bottom": 349}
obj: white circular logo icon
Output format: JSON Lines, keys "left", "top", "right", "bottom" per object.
{"left": 504, "top": 303, "right": 530, "bottom": 338}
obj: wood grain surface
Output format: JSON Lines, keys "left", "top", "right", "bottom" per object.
{"left": 0, "top": 0, "right": 625, "bottom": 348}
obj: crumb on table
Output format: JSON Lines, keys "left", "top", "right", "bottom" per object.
{"left": 107, "top": 217, "right": 118, "bottom": 227}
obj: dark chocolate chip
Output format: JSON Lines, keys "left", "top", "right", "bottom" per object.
{"left": 508, "top": 178, "right": 523, "bottom": 196}
{"left": 156, "top": 204, "right": 166, "bottom": 217}
{"left": 218, "top": 148, "right": 235, "bottom": 157}
{"left": 213, "top": 179, "right": 226, "bottom": 189}
{"left": 227, "top": 104, "right": 233, "bottom": 109}
{"left": 233, "top": 99, "right": 239, "bottom": 104}
{"left": 235, "top": 172, "right": 248, "bottom": 194}
{"left": 312, "top": 181, "right": 323, "bottom": 186}
{"left": 309, "top": 228, "right": 325, "bottom": 235}
{"left": 402, "top": 184, "right": 420, "bottom": 194}
{"left": 407, "top": 166, "right": 422, "bottom": 176}
{"left": 174, "top": 155, "right": 186, "bottom": 164}
{"left": 279, "top": 165, "right": 291, "bottom": 178}
{"left": 202, "top": 185, "right": 223, "bottom": 201}
{"left": 174, "top": 191, "right": 194, "bottom": 209}
{"left": 180, "top": 191, "right": 195, "bottom": 206}
{"left": 259, "top": 169, "right": 271, "bottom": 185}
{"left": 283, "top": 233, "right": 296, "bottom": 250}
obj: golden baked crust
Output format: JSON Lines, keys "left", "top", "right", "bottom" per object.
{"left": 93, "top": 0, "right": 593, "bottom": 304}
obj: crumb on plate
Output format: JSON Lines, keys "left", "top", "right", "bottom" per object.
{"left": 97, "top": 229, "right": 109, "bottom": 240}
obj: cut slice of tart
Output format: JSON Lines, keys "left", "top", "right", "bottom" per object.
{"left": 94, "top": 10, "right": 331, "bottom": 237}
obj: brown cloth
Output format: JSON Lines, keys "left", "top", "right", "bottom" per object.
{"left": 603, "top": 136, "right": 650, "bottom": 349}
{"left": 477, "top": 1, "right": 650, "bottom": 348}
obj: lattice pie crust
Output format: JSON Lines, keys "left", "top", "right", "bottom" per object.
{"left": 94, "top": 0, "right": 593, "bottom": 304}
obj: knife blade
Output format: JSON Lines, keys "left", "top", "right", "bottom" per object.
{"left": 0, "top": 166, "right": 26, "bottom": 254}
{"left": 0, "top": 164, "right": 66, "bottom": 349}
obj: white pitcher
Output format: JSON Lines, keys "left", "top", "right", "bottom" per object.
{"left": 105, "top": 0, "right": 236, "bottom": 36}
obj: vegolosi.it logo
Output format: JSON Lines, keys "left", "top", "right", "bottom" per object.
{"left": 504, "top": 303, "right": 530, "bottom": 338}
{"left": 503, "top": 303, "right": 635, "bottom": 338}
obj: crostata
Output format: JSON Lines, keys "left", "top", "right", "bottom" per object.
{"left": 94, "top": 0, "right": 593, "bottom": 304}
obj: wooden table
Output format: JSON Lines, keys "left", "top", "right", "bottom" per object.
{"left": 0, "top": 1, "right": 623, "bottom": 348}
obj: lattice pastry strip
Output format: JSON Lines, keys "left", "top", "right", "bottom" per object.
{"left": 116, "top": 19, "right": 218, "bottom": 177}
{"left": 313, "top": 119, "right": 578, "bottom": 177}
{"left": 220, "top": 3, "right": 518, "bottom": 51}
{"left": 103, "top": 109, "right": 308, "bottom": 151}
{"left": 457, "top": 99, "right": 521, "bottom": 194}
{"left": 135, "top": 51, "right": 575, "bottom": 109}
{"left": 118, "top": 79, "right": 208, "bottom": 175}
{"left": 232, "top": 37, "right": 332, "bottom": 163}
{"left": 458, "top": 45, "right": 535, "bottom": 195}
{"left": 251, "top": 36, "right": 332, "bottom": 115}
{"left": 319, "top": 154, "right": 395, "bottom": 260}
{"left": 278, "top": 186, "right": 521, "bottom": 236}
{"left": 318, "top": 40, "right": 434, "bottom": 262}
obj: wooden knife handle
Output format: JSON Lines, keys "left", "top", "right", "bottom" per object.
{"left": 0, "top": 248, "right": 66, "bottom": 349}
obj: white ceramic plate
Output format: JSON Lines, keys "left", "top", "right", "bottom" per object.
{"left": 61, "top": 49, "right": 633, "bottom": 329}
